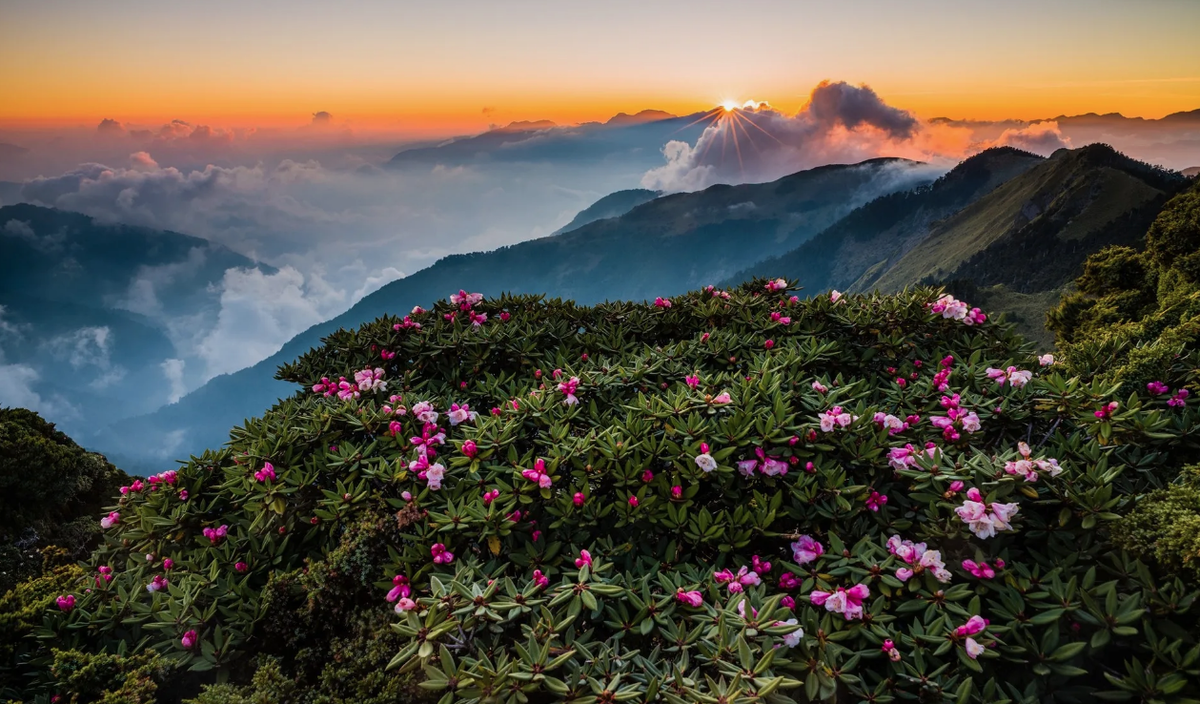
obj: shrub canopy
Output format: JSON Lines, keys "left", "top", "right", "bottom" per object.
{"left": 37, "top": 282, "right": 1200, "bottom": 703}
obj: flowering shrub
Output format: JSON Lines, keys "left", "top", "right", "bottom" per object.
{"left": 34, "top": 281, "right": 1200, "bottom": 702}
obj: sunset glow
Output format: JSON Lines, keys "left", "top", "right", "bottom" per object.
{"left": 1, "top": 0, "right": 1197, "bottom": 136}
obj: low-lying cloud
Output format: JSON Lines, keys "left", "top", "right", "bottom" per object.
{"left": 992, "top": 121, "right": 1072, "bottom": 155}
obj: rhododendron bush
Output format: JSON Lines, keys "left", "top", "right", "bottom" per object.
{"left": 35, "top": 281, "right": 1200, "bottom": 703}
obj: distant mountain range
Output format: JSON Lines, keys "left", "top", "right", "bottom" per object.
{"left": 93, "top": 157, "right": 936, "bottom": 473}
{"left": 0, "top": 204, "right": 270, "bottom": 433}
{"left": 5, "top": 140, "right": 1193, "bottom": 475}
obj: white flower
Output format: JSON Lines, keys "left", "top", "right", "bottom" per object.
{"left": 694, "top": 453, "right": 718, "bottom": 473}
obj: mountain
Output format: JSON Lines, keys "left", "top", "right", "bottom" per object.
{"left": 0, "top": 204, "right": 272, "bottom": 437}
{"left": 553, "top": 189, "right": 660, "bottom": 234}
{"left": 605, "top": 109, "right": 676, "bottom": 126}
{"left": 1184, "top": 166, "right": 1200, "bottom": 179}
{"left": 724, "top": 147, "right": 1045, "bottom": 296}
{"left": 0, "top": 182, "right": 21, "bottom": 206}
{"left": 868, "top": 144, "right": 1187, "bottom": 293}
{"left": 98, "top": 157, "right": 937, "bottom": 474}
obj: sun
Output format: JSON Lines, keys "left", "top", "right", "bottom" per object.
{"left": 720, "top": 99, "right": 740, "bottom": 112}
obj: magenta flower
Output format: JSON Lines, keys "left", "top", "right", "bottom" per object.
{"left": 765, "top": 278, "right": 787, "bottom": 292}
{"left": 162, "top": 558, "right": 174, "bottom": 571}
{"left": 234, "top": 561, "right": 248, "bottom": 573}
{"left": 532, "top": 569, "right": 550, "bottom": 589}
{"left": 202, "top": 525, "right": 228, "bottom": 545}
{"left": 685, "top": 375, "right": 700, "bottom": 389}
{"left": 557, "top": 376, "right": 580, "bottom": 405}
{"left": 521, "top": 458, "right": 553, "bottom": 489}
{"left": 430, "top": 543, "right": 454, "bottom": 564}
{"left": 574, "top": 550, "right": 593, "bottom": 569}
{"left": 1094, "top": 401, "right": 1119, "bottom": 420}
{"left": 1147, "top": 381, "right": 1169, "bottom": 395}
{"left": 764, "top": 339, "right": 775, "bottom": 349}
{"left": 865, "top": 491, "right": 888, "bottom": 512}
{"left": 254, "top": 462, "right": 276, "bottom": 483}
{"left": 100, "top": 511, "right": 120, "bottom": 529}
{"left": 394, "top": 597, "right": 418, "bottom": 613}
{"left": 712, "top": 392, "right": 732, "bottom": 405}
{"left": 462, "top": 440, "right": 478, "bottom": 458}
{"left": 810, "top": 583, "right": 870, "bottom": 620}
{"left": 654, "top": 296, "right": 672, "bottom": 308}
{"left": 181, "top": 629, "right": 198, "bottom": 650}
{"left": 146, "top": 574, "right": 169, "bottom": 593}
{"left": 882, "top": 639, "right": 901, "bottom": 661}
{"left": 573, "top": 492, "right": 585, "bottom": 506}
{"left": 483, "top": 489, "right": 500, "bottom": 506}
{"left": 675, "top": 589, "right": 703, "bottom": 607}
{"left": 955, "top": 615, "right": 989, "bottom": 637}
{"left": 1169, "top": 389, "right": 1190, "bottom": 408}
{"left": 628, "top": 496, "right": 639, "bottom": 507}
{"left": 962, "top": 559, "right": 995, "bottom": 579}
{"left": 779, "top": 572, "right": 801, "bottom": 590}
{"left": 791, "top": 535, "right": 824, "bottom": 565}
{"left": 387, "top": 575, "right": 411, "bottom": 602}
{"left": 670, "top": 485, "right": 682, "bottom": 499}
{"left": 56, "top": 594, "right": 75, "bottom": 612}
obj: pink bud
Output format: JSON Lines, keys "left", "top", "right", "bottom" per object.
{"left": 573, "top": 492, "right": 585, "bottom": 506}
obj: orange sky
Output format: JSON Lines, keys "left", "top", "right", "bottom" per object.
{"left": 2, "top": 0, "right": 1198, "bottom": 136}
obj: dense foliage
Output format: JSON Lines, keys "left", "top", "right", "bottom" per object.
{"left": 1049, "top": 178, "right": 1200, "bottom": 393}
{"left": 0, "top": 408, "right": 130, "bottom": 594}
{"left": 15, "top": 279, "right": 1200, "bottom": 703}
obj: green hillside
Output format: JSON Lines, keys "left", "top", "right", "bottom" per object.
{"left": 724, "top": 147, "right": 1043, "bottom": 295}
{"left": 869, "top": 144, "right": 1185, "bottom": 293}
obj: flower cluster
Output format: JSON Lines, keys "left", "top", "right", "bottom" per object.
{"left": 810, "top": 583, "right": 870, "bottom": 620}
{"left": 955, "top": 488, "right": 1019, "bottom": 539}
{"left": 888, "top": 442, "right": 938, "bottom": 471}
{"left": 930, "top": 394, "right": 980, "bottom": 441}
{"left": 430, "top": 543, "right": 454, "bottom": 564}
{"left": 737, "top": 447, "right": 788, "bottom": 477}
{"left": 713, "top": 565, "right": 763, "bottom": 593}
{"left": 253, "top": 461, "right": 276, "bottom": 483}
{"left": 1003, "top": 442, "right": 1062, "bottom": 482}
{"left": 557, "top": 376, "right": 580, "bottom": 405}
{"left": 986, "top": 365, "right": 1032, "bottom": 388}
{"left": 887, "top": 535, "right": 951, "bottom": 582}
{"left": 202, "top": 524, "right": 229, "bottom": 545}
{"left": 791, "top": 535, "right": 824, "bottom": 564}
{"left": 521, "top": 458, "right": 553, "bottom": 488}
{"left": 956, "top": 615, "right": 990, "bottom": 659}
{"left": 818, "top": 406, "right": 858, "bottom": 432}
{"left": 874, "top": 412, "right": 919, "bottom": 435}
{"left": 929, "top": 294, "right": 986, "bottom": 325}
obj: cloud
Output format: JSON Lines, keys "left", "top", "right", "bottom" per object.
{"left": 642, "top": 81, "right": 971, "bottom": 192}
{"left": 162, "top": 358, "right": 186, "bottom": 404}
{"left": 196, "top": 266, "right": 344, "bottom": 379}
{"left": 3, "top": 218, "right": 67, "bottom": 253}
{"left": 989, "top": 121, "right": 1072, "bottom": 155}
{"left": 311, "top": 111, "right": 333, "bottom": 126}
{"left": 42, "top": 326, "right": 127, "bottom": 390}
{"left": 0, "top": 363, "right": 78, "bottom": 420}
{"left": 350, "top": 265, "right": 405, "bottom": 304}
{"left": 116, "top": 247, "right": 209, "bottom": 318}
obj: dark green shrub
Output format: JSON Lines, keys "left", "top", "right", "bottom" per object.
{"left": 0, "top": 549, "right": 83, "bottom": 699}
{"left": 0, "top": 408, "right": 130, "bottom": 594}
{"left": 37, "top": 281, "right": 1200, "bottom": 702}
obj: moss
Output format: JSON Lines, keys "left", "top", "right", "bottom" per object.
{"left": 0, "top": 551, "right": 84, "bottom": 698}
{"left": 47, "top": 649, "right": 172, "bottom": 704}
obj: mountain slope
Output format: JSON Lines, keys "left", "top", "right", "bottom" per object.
{"left": 99, "top": 157, "right": 936, "bottom": 474}
{"left": 724, "top": 147, "right": 1044, "bottom": 294}
{"left": 553, "top": 189, "right": 659, "bottom": 234}
{"left": 869, "top": 144, "right": 1188, "bottom": 293}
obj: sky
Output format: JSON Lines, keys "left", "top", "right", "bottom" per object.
{"left": 2, "top": 0, "right": 1199, "bottom": 133}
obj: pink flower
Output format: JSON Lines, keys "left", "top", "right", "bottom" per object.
{"left": 430, "top": 543, "right": 454, "bottom": 564}
{"left": 818, "top": 406, "right": 858, "bottom": 432}
{"left": 949, "top": 480, "right": 964, "bottom": 493}
{"left": 965, "top": 637, "right": 986, "bottom": 659}
{"left": 521, "top": 458, "right": 553, "bottom": 488}
{"left": 162, "top": 558, "right": 174, "bottom": 571}
{"left": 1038, "top": 353, "right": 1055, "bottom": 366}
{"left": 882, "top": 639, "right": 901, "bottom": 661}
{"left": 202, "top": 525, "right": 228, "bottom": 545}
{"left": 557, "top": 376, "right": 581, "bottom": 405}
{"left": 181, "top": 629, "right": 198, "bottom": 650}
{"left": 955, "top": 615, "right": 989, "bottom": 637}
{"left": 779, "top": 618, "right": 804, "bottom": 647}
{"left": 570, "top": 492, "right": 586, "bottom": 507}
{"left": 1169, "top": 389, "right": 1190, "bottom": 408}
{"left": 779, "top": 572, "right": 802, "bottom": 589}
{"left": 1147, "top": 381, "right": 1170, "bottom": 395}
{"left": 234, "top": 561, "right": 248, "bottom": 573}
{"left": 447, "top": 403, "right": 477, "bottom": 426}
{"left": 100, "top": 511, "right": 120, "bottom": 529}
{"left": 780, "top": 595, "right": 796, "bottom": 609}
{"left": 752, "top": 555, "right": 772, "bottom": 574}
{"left": 483, "top": 489, "right": 500, "bottom": 505}
{"left": 532, "top": 569, "right": 550, "bottom": 589}
{"left": 810, "top": 583, "right": 869, "bottom": 620}
{"left": 394, "top": 597, "right": 418, "bottom": 613}
{"left": 574, "top": 550, "right": 593, "bottom": 569}
{"left": 1094, "top": 401, "right": 1119, "bottom": 420}
{"left": 449, "top": 290, "right": 483, "bottom": 307}
{"left": 56, "top": 594, "right": 75, "bottom": 611}
{"left": 685, "top": 375, "right": 700, "bottom": 389}
{"left": 962, "top": 559, "right": 995, "bottom": 579}
{"left": 986, "top": 366, "right": 1033, "bottom": 388}
{"left": 462, "top": 440, "right": 478, "bottom": 459}
{"left": 765, "top": 278, "right": 788, "bottom": 292}
{"left": 628, "top": 496, "right": 639, "bottom": 507}
{"left": 254, "top": 461, "right": 276, "bottom": 483}
{"left": 654, "top": 296, "right": 673, "bottom": 308}
{"left": 811, "top": 380, "right": 828, "bottom": 394}
{"left": 712, "top": 392, "right": 732, "bottom": 405}
{"left": 865, "top": 491, "right": 888, "bottom": 512}
{"left": 641, "top": 469, "right": 654, "bottom": 482}
{"left": 670, "top": 485, "right": 682, "bottom": 499}
{"left": 764, "top": 339, "right": 775, "bottom": 350}
{"left": 387, "top": 575, "right": 411, "bottom": 602}
{"left": 146, "top": 575, "right": 169, "bottom": 593}
{"left": 791, "top": 535, "right": 824, "bottom": 565}
{"left": 676, "top": 589, "right": 703, "bottom": 607}
{"left": 830, "top": 290, "right": 843, "bottom": 303}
